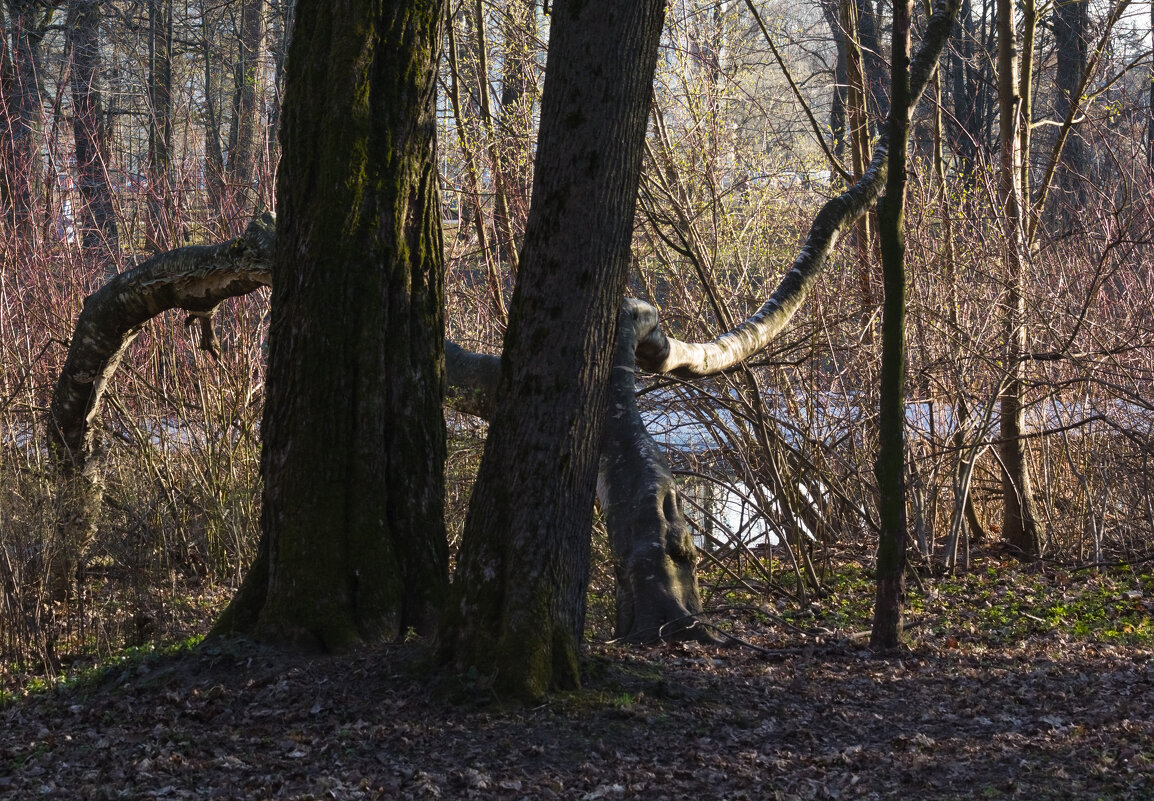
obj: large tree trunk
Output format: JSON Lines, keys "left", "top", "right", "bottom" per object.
{"left": 440, "top": 0, "right": 667, "bottom": 701}
{"left": 215, "top": 0, "right": 448, "bottom": 649}
{"left": 67, "top": 0, "right": 119, "bottom": 263}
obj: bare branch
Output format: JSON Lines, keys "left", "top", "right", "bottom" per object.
{"left": 635, "top": 0, "right": 962, "bottom": 379}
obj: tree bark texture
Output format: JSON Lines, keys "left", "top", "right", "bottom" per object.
{"left": 441, "top": 0, "right": 667, "bottom": 700}
{"left": 67, "top": 0, "right": 119, "bottom": 261}
{"left": 2, "top": 1, "right": 47, "bottom": 238}
{"left": 871, "top": 0, "right": 912, "bottom": 651}
{"left": 222, "top": 0, "right": 449, "bottom": 650}
{"left": 147, "top": 0, "right": 174, "bottom": 248}
{"left": 996, "top": 0, "right": 1044, "bottom": 558}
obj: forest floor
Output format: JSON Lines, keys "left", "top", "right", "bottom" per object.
{"left": 2, "top": 553, "right": 1153, "bottom": 800}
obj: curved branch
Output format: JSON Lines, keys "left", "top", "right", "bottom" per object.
{"left": 47, "top": 214, "right": 275, "bottom": 473}
{"left": 635, "top": 0, "right": 961, "bottom": 379}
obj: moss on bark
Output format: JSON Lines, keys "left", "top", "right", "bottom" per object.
{"left": 217, "top": 0, "right": 448, "bottom": 649}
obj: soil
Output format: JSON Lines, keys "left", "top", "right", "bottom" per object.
{"left": 3, "top": 615, "right": 1152, "bottom": 800}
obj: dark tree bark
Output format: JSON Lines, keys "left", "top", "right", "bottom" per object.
{"left": 67, "top": 0, "right": 119, "bottom": 262}
{"left": 441, "top": 0, "right": 667, "bottom": 700}
{"left": 147, "top": 0, "right": 174, "bottom": 249}
{"left": 1053, "top": 0, "right": 1089, "bottom": 208}
{"left": 227, "top": 0, "right": 267, "bottom": 214}
{"left": 2, "top": 1, "right": 48, "bottom": 239}
{"left": 201, "top": 7, "right": 228, "bottom": 218}
{"left": 871, "top": 0, "right": 913, "bottom": 651}
{"left": 945, "top": 0, "right": 982, "bottom": 180}
{"left": 215, "top": 0, "right": 449, "bottom": 649}
{"left": 820, "top": 0, "right": 850, "bottom": 159}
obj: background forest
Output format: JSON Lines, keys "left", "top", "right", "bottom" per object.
{"left": 2, "top": 0, "right": 1153, "bottom": 690}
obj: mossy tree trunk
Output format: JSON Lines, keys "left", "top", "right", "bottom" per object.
{"left": 440, "top": 0, "right": 667, "bottom": 701}
{"left": 870, "top": 0, "right": 912, "bottom": 651}
{"left": 214, "top": 0, "right": 448, "bottom": 650}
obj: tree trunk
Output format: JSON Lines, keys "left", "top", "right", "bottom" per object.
{"left": 820, "top": 0, "right": 849, "bottom": 160}
{"left": 601, "top": 302, "right": 713, "bottom": 644}
{"left": 996, "top": 0, "right": 1043, "bottom": 558}
{"left": 266, "top": 0, "right": 294, "bottom": 139}
{"left": 1149, "top": 0, "right": 1154, "bottom": 171}
{"left": 3, "top": 1, "right": 47, "bottom": 241}
{"left": 1053, "top": 0, "right": 1089, "bottom": 208}
{"left": 201, "top": 8, "right": 227, "bottom": 218}
{"left": 67, "top": 0, "right": 119, "bottom": 263}
{"left": 441, "top": 0, "right": 667, "bottom": 701}
{"left": 227, "top": 0, "right": 267, "bottom": 215}
{"left": 871, "top": 0, "right": 912, "bottom": 651}
{"left": 147, "top": 0, "right": 174, "bottom": 249}
{"left": 496, "top": 0, "right": 536, "bottom": 216}
{"left": 215, "top": 0, "right": 449, "bottom": 649}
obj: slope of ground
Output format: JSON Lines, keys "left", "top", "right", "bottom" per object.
{"left": 2, "top": 560, "right": 1152, "bottom": 800}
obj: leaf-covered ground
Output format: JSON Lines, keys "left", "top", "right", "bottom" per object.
{"left": 3, "top": 559, "right": 1153, "bottom": 800}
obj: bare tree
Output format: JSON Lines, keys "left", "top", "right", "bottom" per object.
{"left": 67, "top": 0, "right": 119, "bottom": 262}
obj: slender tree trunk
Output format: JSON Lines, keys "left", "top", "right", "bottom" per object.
{"left": 871, "top": 0, "right": 912, "bottom": 651}
{"left": 842, "top": 0, "right": 874, "bottom": 305}
{"left": 227, "top": 0, "right": 267, "bottom": 215}
{"left": 214, "top": 0, "right": 449, "bottom": 649}
{"left": 497, "top": 0, "right": 536, "bottom": 213}
{"left": 441, "top": 0, "right": 667, "bottom": 701}
{"left": 201, "top": 9, "right": 227, "bottom": 219}
{"left": 996, "top": 0, "right": 1043, "bottom": 558}
{"left": 266, "top": 0, "right": 294, "bottom": 139}
{"left": 1149, "top": 0, "right": 1154, "bottom": 171}
{"left": 820, "top": 0, "right": 849, "bottom": 159}
{"left": 67, "top": 0, "right": 119, "bottom": 263}
{"left": 1053, "top": 0, "right": 1088, "bottom": 207}
{"left": 469, "top": 0, "right": 519, "bottom": 275}
{"left": 147, "top": 0, "right": 174, "bottom": 249}
{"left": 1017, "top": 0, "right": 1035, "bottom": 202}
